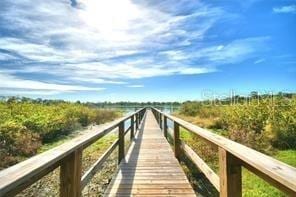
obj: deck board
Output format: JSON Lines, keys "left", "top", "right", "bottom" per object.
{"left": 104, "top": 110, "right": 195, "bottom": 196}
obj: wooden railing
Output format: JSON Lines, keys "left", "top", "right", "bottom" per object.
{"left": 0, "top": 108, "right": 146, "bottom": 197}
{"left": 151, "top": 107, "right": 296, "bottom": 197}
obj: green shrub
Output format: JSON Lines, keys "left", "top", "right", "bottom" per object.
{"left": 0, "top": 121, "right": 41, "bottom": 168}
{"left": 0, "top": 100, "right": 120, "bottom": 168}
{"left": 178, "top": 96, "right": 296, "bottom": 152}
{"left": 93, "top": 110, "right": 119, "bottom": 124}
{"left": 179, "top": 102, "right": 203, "bottom": 116}
{"left": 270, "top": 98, "right": 296, "bottom": 149}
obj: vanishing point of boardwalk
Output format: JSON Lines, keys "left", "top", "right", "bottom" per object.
{"left": 105, "top": 110, "right": 195, "bottom": 196}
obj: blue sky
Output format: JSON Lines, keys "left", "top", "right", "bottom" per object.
{"left": 0, "top": 0, "right": 295, "bottom": 102}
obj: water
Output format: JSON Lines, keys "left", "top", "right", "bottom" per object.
{"left": 112, "top": 106, "right": 180, "bottom": 115}
{"left": 102, "top": 105, "right": 180, "bottom": 131}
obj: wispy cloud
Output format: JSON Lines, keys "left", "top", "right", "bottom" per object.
{"left": 0, "top": 0, "right": 270, "bottom": 96}
{"left": 0, "top": 52, "right": 17, "bottom": 61}
{"left": 162, "top": 37, "right": 269, "bottom": 65}
{"left": 254, "top": 58, "right": 265, "bottom": 64}
{"left": 0, "top": 72, "right": 103, "bottom": 96}
{"left": 273, "top": 5, "right": 296, "bottom": 14}
{"left": 127, "top": 85, "right": 144, "bottom": 88}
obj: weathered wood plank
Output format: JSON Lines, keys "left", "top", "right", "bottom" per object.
{"left": 104, "top": 110, "right": 195, "bottom": 196}
{"left": 131, "top": 115, "right": 135, "bottom": 139}
{"left": 60, "top": 147, "right": 82, "bottom": 197}
{"left": 219, "top": 147, "right": 242, "bottom": 197}
{"left": 163, "top": 116, "right": 168, "bottom": 138}
{"left": 174, "top": 121, "right": 181, "bottom": 159}
{"left": 118, "top": 121, "right": 125, "bottom": 164}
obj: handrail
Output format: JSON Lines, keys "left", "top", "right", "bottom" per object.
{"left": 0, "top": 108, "right": 147, "bottom": 197}
{"left": 151, "top": 107, "right": 296, "bottom": 197}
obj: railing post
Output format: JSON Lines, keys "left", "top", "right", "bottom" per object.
{"left": 60, "top": 147, "right": 82, "bottom": 197}
{"left": 173, "top": 121, "right": 181, "bottom": 159}
{"left": 118, "top": 121, "right": 125, "bottom": 164}
{"left": 131, "top": 115, "right": 134, "bottom": 139}
{"left": 158, "top": 113, "right": 160, "bottom": 124}
{"left": 219, "top": 147, "right": 242, "bottom": 197}
{"left": 136, "top": 113, "right": 139, "bottom": 130}
{"left": 159, "top": 113, "right": 162, "bottom": 129}
{"left": 164, "top": 116, "right": 168, "bottom": 139}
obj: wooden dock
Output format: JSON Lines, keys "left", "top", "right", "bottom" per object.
{"left": 104, "top": 110, "right": 195, "bottom": 196}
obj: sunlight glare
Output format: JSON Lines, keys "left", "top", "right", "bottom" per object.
{"left": 78, "top": 0, "right": 141, "bottom": 41}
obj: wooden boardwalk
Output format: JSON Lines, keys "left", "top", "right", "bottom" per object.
{"left": 105, "top": 110, "right": 195, "bottom": 196}
{"left": 1, "top": 108, "right": 295, "bottom": 197}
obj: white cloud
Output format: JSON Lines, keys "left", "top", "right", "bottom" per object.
{"left": 161, "top": 37, "right": 269, "bottom": 65}
{"left": 67, "top": 77, "right": 127, "bottom": 84}
{"left": 0, "top": 37, "right": 99, "bottom": 63}
{"left": 0, "top": 0, "right": 221, "bottom": 95}
{"left": 178, "top": 67, "right": 216, "bottom": 75}
{"left": 0, "top": 72, "right": 103, "bottom": 94}
{"left": 0, "top": 89, "right": 62, "bottom": 96}
{"left": 127, "top": 85, "right": 144, "bottom": 88}
{"left": 60, "top": 62, "right": 214, "bottom": 79}
{"left": 254, "top": 58, "right": 265, "bottom": 64}
{"left": 273, "top": 5, "right": 296, "bottom": 14}
{"left": 0, "top": 0, "right": 267, "bottom": 96}
{"left": 203, "top": 37, "right": 269, "bottom": 64}
{"left": 216, "top": 45, "right": 224, "bottom": 51}
{"left": 0, "top": 53, "right": 17, "bottom": 61}
{"left": 160, "top": 50, "right": 187, "bottom": 60}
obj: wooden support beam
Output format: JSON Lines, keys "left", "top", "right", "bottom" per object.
{"left": 136, "top": 114, "right": 139, "bottom": 130}
{"left": 174, "top": 121, "right": 181, "bottom": 159}
{"left": 181, "top": 141, "right": 220, "bottom": 191}
{"left": 163, "top": 116, "right": 168, "bottom": 139}
{"left": 159, "top": 114, "right": 162, "bottom": 129}
{"left": 130, "top": 115, "right": 135, "bottom": 139}
{"left": 60, "top": 148, "right": 82, "bottom": 197}
{"left": 219, "top": 147, "right": 242, "bottom": 197}
{"left": 118, "top": 122, "right": 125, "bottom": 164}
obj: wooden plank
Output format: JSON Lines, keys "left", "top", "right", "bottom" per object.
{"left": 109, "top": 179, "right": 193, "bottom": 185}
{"left": 104, "top": 183, "right": 193, "bottom": 189}
{"left": 131, "top": 115, "right": 135, "bottom": 139}
{"left": 159, "top": 114, "right": 162, "bottom": 129}
{"left": 105, "top": 110, "right": 195, "bottom": 197}
{"left": 136, "top": 113, "right": 139, "bottom": 130}
{"left": 219, "top": 147, "right": 241, "bottom": 197}
{"left": 0, "top": 162, "right": 60, "bottom": 197}
{"left": 181, "top": 141, "right": 220, "bottom": 191}
{"left": 163, "top": 116, "right": 168, "bottom": 139}
{"left": 105, "top": 188, "right": 195, "bottom": 194}
{"left": 118, "top": 122, "right": 125, "bottom": 164}
{"left": 174, "top": 121, "right": 181, "bottom": 159}
{"left": 60, "top": 147, "right": 82, "bottom": 197}
{"left": 105, "top": 194, "right": 196, "bottom": 197}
